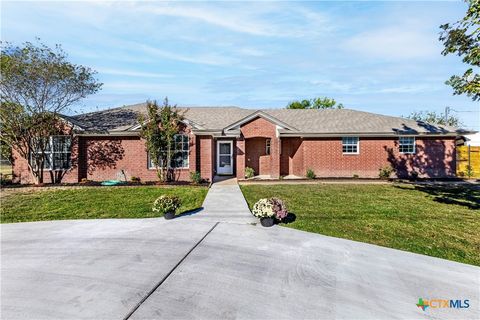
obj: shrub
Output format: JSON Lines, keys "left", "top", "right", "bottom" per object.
{"left": 245, "top": 167, "right": 255, "bottom": 179}
{"left": 131, "top": 176, "right": 141, "bottom": 182}
{"left": 190, "top": 171, "right": 202, "bottom": 184}
{"left": 270, "top": 197, "right": 288, "bottom": 220}
{"left": 251, "top": 198, "right": 288, "bottom": 220}
{"left": 410, "top": 171, "right": 419, "bottom": 180}
{"left": 0, "top": 173, "right": 12, "bottom": 186}
{"left": 379, "top": 165, "right": 394, "bottom": 179}
{"left": 353, "top": 174, "right": 359, "bottom": 179}
{"left": 152, "top": 195, "right": 181, "bottom": 215}
{"left": 466, "top": 165, "right": 474, "bottom": 178}
{"left": 306, "top": 168, "right": 316, "bottom": 179}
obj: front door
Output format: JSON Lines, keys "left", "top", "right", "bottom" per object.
{"left": 217, "top": 141, "right": 233, "bottom": 175}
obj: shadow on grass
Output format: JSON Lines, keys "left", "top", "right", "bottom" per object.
{"left": 277, "top": 212, "right": 297, "bottom": 225}
{"left": 395, "top": 183, "right": 480, "bottom": 210}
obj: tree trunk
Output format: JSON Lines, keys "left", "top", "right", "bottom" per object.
{"left": 166, "top": 144, "right": 172, "bottom": 182}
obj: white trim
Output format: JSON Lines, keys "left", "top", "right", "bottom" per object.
{"left": 30, "top": 135, "right": 72, "bottom": 171}
{"left": 216, "top": 140, "right": 233, "bottom": 175}
{"left": 130, "top": 119, "right": 198, "bottom": 131}
{"left": 399, "top": 136, "right": 416, "bottom": 154}
{"left": 266, "top": 138, "right": 271, "bottom": 155}
{"left": 342, "top": 137, "right": 359, "bottom": 155}
{"left": 147, "top": 134, "right": 190, "bottom": 169}
{"left": 223, "top": 110, "right": 297, "bottom": 132}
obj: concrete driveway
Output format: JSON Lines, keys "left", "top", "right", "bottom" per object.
{"left": 1, "top": 219, "right": 479, "bottom": 320}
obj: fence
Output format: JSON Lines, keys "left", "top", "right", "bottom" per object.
{"left": 457, "top": 145, "right": 480, "bottom": 178}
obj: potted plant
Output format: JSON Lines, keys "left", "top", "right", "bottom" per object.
{"left": 152, "top": 195, "right": 181, "bottom": 220}
{"left": 251, "top": 198, "right": 288, "bottom": 227}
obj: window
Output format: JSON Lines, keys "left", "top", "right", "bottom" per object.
{"left": 266, "top": 139, "right": 271, "bottom": 155}
{"left": 148, "top": 134, "right": 189, "bottom": 169}
{"left": 342, "top": 137, "right": 359, "bottom": 154}
{"left": 399, "top": 137, "right": 415, "bottom": 154}
{"left": 30, "top": 136, "right": 71, "bottom": 170}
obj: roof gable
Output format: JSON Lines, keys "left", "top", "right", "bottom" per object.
{"left": 223, "top": 110, "right": 297, "bottom": 132}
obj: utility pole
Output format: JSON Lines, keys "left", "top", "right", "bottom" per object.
{"left": 444, "top": 106, "right": 451, "bottom": 124}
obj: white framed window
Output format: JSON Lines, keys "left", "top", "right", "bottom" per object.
{"left": 266, "top": 138, "right": 271, "bottom": 155}
{"left": 148, "top": 134, "right": 189, "bottom": 169}
{"left": 342, "top": 137, "right": 359, "bottom": 154}
{"left": 30, "top": 136, "right": 71, "bottom": 170}
{"left": 399, "top": 136, "right": 415, "bottom": 154}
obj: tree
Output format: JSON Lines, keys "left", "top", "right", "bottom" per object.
{"left": 286, "top": 97, "right": 344, "bottom": 109}
{"left": 439, "top": 0, "right": 479, "bottom": 101}
{"left": 139, "top": 98, "right": 184, "bottom": 182}
{"left": 0, "top": 40, "right": 102, "bottom": 184}
{"left": 406, "top": 110, "right": 462, "bottom": 127}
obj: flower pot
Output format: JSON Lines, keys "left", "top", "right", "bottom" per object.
{"left": 260, "top": 217, "right": 274, "bottom": 227}
{"left": 164, "top": 212, "right": 175, "bottom": 220}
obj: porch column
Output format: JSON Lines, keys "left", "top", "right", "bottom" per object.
{"left": 199, "top": 135, "right": 213, "bottom": 183}
{"left": 189, "top": 134, "right": 197, "bottom": 175}
{"left": 236, "top": 137, "right": 245, "bottom": 179}
{"left": 271, "top": 137, "right": 281, "bottom": 178}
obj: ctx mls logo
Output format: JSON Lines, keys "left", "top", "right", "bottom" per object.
{"left": 416, "top": 298, "right": 470, "bottom": 311}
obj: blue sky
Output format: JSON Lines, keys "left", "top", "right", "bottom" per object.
{"left": 2, "top": 1, "right": 479, "bottom": 129}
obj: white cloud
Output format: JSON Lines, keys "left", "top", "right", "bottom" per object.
{"left": 137, "top": 43, "right": 237, "bottom": 66}
{"left": 344, "top": 26, "right": 440, "bottom": 60}
{"left": 96, "top": 67, "right": 172, "bottom": 78}
{"left": 118, "top": 1, "right": 331, "bottom": 38}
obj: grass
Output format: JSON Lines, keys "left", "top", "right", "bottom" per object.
{"left": 0, "top": 164, "right": 12, "bottom": 175}
{"left": 240, "top": 183, "right": 480, "bottom": 266}
{"left": 1, "top": 185, "right": 208, "bottom": 223}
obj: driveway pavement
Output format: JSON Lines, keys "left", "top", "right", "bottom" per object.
{"left": 2, "top": 219, "right": 479, "bottom": 320}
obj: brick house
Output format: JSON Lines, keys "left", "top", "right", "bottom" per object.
{"left": 12, "top": 103, "right": 467, "bottom": 184}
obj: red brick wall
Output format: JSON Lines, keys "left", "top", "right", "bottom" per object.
{"left": 12, "top": 137, "right": 80, "bottom": 184}
{"left": 245, "top": 137, "right": 270, "bottom": 175}
{"left": 236, "top": 138, "right": 245, "bottom": 179}
{"left": 198, "top": 135, "right": 214, "bottom": 182}
{"left": 299, "top": 137, "right": 456, "bottom": 178}
{"left": 241, "top": 117, "right": 280, "bottom": 177}
{"left": 82, "top": 135, "right": 194, "bottom": 182}
{"left": 280, "top": 138, "right": 304, "bottom": 176}
{"left": 13, "top": 130, "right": 197, "bottom": 184}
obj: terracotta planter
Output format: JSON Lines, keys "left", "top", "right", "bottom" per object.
{"left": 164, "top": 212, "right": 175, "bottom": 220}
{"left": 260, "top": 217, "right": 274, "bottom": 227}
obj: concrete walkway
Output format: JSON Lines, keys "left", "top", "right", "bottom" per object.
{"left": 181, "top": 176, "right": 257, "bottom": 224}
{"left": 2, "top": 219, "right": 479, "bottom": 320}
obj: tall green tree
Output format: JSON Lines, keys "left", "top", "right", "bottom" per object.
{"left": 139, "top": 98, "right": 184, "bottom": 182}
{"left": 440, "top": 0, "right": 479, "bottom": 101}
{"left": 406, "top": 110, "right": 462, "bottom": 127}
{"left": 286, "top": 97, "right": 344, "bottom": 109}
{"left": 0, "top": 40, "right": 102, "bottom": 184}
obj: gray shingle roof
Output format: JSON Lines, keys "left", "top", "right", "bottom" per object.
{"left": 71, "top": 103, "right": 464, "bottom": 135}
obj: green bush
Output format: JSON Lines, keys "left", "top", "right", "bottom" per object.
{"left": 466, "top": 165, "right": 474, "bottom": 178}
{"left": 353, "top": 174, "right": 359, "bottom": 179}
{"left": 190, "top": 171, "right": 202, "bottom": 184}
{"left": 152, "top": 195, "right": 181, "bottom": 215}
{"left": 306, "top": 168, "right": 316, "bottom": 179}
{"left": 245, "top": 167, "right": 255, "bottom": 179}
{"left": 130, "top": 176, "right": 141, "bottom": 182}
{"left": 379, "top": 165, "right": 394, "bottom": 179}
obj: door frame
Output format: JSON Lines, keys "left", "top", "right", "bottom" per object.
{"left": 216, "top": 140, "right": 234, "bottom": 175}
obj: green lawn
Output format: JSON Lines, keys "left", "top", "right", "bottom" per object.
{"left": 240, "top": 183, "right": 480, "bottom": 266}
{"left": 1, "top": 185, "right": 208, "bottom": 223}
{"left": 0, "top": 164, "right": 12, "bottom": 175}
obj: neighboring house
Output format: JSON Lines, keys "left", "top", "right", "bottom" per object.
{"left": 12, "top": 103, "right": 472, "bottom": 184}
{"left": 463, "top": 133, "right": 480, "bottom": 147}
